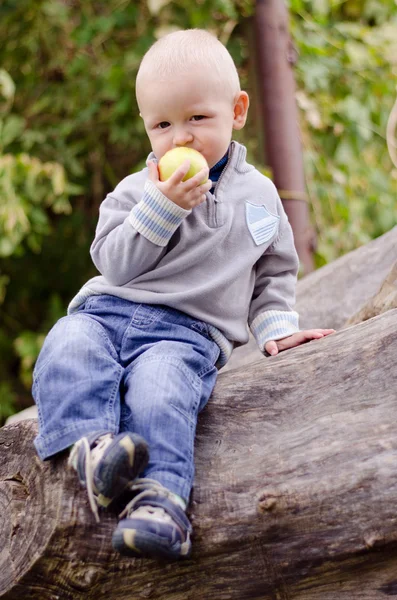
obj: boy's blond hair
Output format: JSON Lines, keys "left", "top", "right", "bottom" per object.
{"left": 136, "top": 29, "right": 241, "bottom": 102}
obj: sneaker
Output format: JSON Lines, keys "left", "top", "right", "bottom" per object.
{"left": 68, "top": 432, "right": 149, "bottom": 522}
{"left": 112, "top": 479, "right": 192, "bottom": 560}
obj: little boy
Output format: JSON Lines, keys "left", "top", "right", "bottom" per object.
{"left": 32, "top": 29, "right": 333, "bottom": 560}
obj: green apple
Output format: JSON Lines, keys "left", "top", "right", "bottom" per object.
{"left": 158, "top": 147, "right": 209, "bottom": 184}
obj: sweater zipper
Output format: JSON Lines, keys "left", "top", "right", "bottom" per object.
{"left": 209, "top": 152, "right": 231, "bottom": 226}
{"left": 213, "top": 153, "right": 232, "bottom": 198}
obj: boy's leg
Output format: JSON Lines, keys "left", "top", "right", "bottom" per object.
{"left": 120, "top": 339, "right": 218, "bottom": 501}
{"left": 114, "top": 308, "right": 219, "bottom": 558}
{"left": 33, "top": 313, "right": 124, "bottom": 459}
{"left": 32, "top": 309, "right": 149, "bottom": 517}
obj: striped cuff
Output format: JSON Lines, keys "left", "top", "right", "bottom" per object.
{"left": 129, "top": 180, "right": 191, "bottom": 246}
{"left": 250, "top": 310, "right": 300, "bottom": 353}
{"left": 207, "top": 325, "right": 234, "bottom": 369}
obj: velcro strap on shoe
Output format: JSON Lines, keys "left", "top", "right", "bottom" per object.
{"left": 134, "top": 492, "right": 192, "bottom": 534}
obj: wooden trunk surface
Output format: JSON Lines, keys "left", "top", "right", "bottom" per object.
{"left": 346, "top": 261, "right": 397, "bottom": 326}
{"left": 1, "top": 309, "right": 397, "bottom": 599}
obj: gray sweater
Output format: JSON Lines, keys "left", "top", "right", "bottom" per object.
{"left": 69, "top": 141, "right": 299, "bottom": 367}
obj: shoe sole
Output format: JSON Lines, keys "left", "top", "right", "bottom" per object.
{"left": 112, "top": 527, "right": 190, "bottom": 560}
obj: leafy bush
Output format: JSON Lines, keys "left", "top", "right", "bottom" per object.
{"left": 289, "top": 0, "right": 397, "bottom": 264}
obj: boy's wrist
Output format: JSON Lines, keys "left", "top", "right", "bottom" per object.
{"left": 128, "top": 180, "right": 191, "bottom": 247}
{"left": 250, "top": 310, "right": 300, "bottom": 353}
{"left": 152, "top": 179, "right": 211, "bottom": 211}
{"left": 147, "top": 159, "right": 211, "bottom": 211}
{"left": 152, "top": 181, "right": 190, "bottom": 210}
{"left": 144, "top": 180, "right": 192, "bottom": 217}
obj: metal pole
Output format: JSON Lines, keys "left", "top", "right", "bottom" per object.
{"left": 254, "top": 0, "right": 315, "bottom": 273}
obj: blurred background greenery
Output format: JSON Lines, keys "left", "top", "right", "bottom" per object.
{"left": 1, "top": 0, "right": 396, "bottom": 421}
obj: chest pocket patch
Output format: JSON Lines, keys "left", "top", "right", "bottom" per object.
{"left": 245, "top": 202, "right": 280, "bottom": 246}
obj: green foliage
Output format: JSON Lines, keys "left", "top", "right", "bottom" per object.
{"left": 0, "top": 324, "right": 18, "bottom": 421}
{"left": 14, "top": 330, "right": 46, "bottom": 388}
{"left": 0, "top": 382, "right": 18, "bottom": 422}
{"left": 0, "top": 0, "right": 396, "bottom": 419}
{"left": 0, "top": 152, "right": 73, "bottom": 254}
{"left": 288, "top": 0, "right": 397, "bottom": 263}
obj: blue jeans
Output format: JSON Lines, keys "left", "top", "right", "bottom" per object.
{"left": 32, "top": 295, "right": 220, "bottom": 501}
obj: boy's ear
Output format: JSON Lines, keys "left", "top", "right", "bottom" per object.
{"left": 233, "top": 91, "right": 249, "bottom": 130}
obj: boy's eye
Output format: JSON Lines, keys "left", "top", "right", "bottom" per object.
{"left": 191, "top": 115, "right": 205, "bottom": 121}
{"left": 157, "top": 122, "right": 170, "bottom": 129}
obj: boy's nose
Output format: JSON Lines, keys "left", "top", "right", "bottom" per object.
{"left": 173, "top": 128, "right": 193, "bottom": 146}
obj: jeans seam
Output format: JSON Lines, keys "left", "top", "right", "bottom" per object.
{"left": 121, "top": 311, "right": 140, "bottom": 350}
{"left": 105, "top": 363, "right": 124, "bottom": 428}
{"left": 33, "top": 315, "right": 119, "bottom": 382}
{"left": 120, "top": 404, "right": 134, "bottom": 429}
{"left": 32, "top": 318, "right": 67, "bottom": 381}
{"left": 170, "top": 399, "right": 199, "bottom": 427}
{"left": 129, "top": 304, "right": 167, "bottom": 328}
{"left": 120, "top": 305, "right": 165, "bottom": 348}
{"left": 173, "top": 410, "right": 194, "bottom": 463}
{"left": 34, "top": 361, "right": 122, "bottom": 436}
{"left": 35, "top": 424, "right": 115, "bottom": 458}
{"left": 197, "top": 362, "right": 217, "bottom": 379}
{"left": 37, "top": 420, "right": 112, "bottom": 445}
{"left": 78, "top": 315, "right": 119, "bottom": 360}
{"left": 33, "top": 379, "right": 45, "bottom": 432}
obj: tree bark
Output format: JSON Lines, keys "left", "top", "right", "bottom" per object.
{"left": 296, "top": 226, "right": 397, "bottom": 331}
{"left": 345, "top": 261, "right": 397, "bottom": 326}
{"left": 1, "top": 307, "right": 397, "bottom": 599}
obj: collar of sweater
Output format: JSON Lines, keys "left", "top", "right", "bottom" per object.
{"left": 209, "top": 152, "right": 228, "bottom": 184}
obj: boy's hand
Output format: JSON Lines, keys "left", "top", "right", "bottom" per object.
{"left": 148, "top": 160, "right": 212, "bottom": 210}
{"left": 265, "top": 329, "right": 335, "bottom": 356}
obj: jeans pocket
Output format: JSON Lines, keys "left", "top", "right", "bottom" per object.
{"left": 190, "top": 320, "right": 210, "bottom": 339}
{"left": 130, "top": 303, "right": 167, "bottom": 327}
{"left": 84, "top": 294, "right": 115, "bottom": 311}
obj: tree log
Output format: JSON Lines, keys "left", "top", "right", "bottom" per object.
{"left": 345, "top": 261, "right": 397, "bottom": 326}
{"left": 296, "top": 226, "right": 397, "bottom": 330}
{"left": 1, "top": 308, "right": 397, "bottom": 599}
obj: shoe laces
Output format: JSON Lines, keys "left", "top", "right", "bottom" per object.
{"left": 119, "top": 479, "right": 176, "bottom": 520}
{"left": 68, "top": 433, "right": 114, "bottom": 523}
{"left": 127, "top": 505, "right": 173, "bottom": 523}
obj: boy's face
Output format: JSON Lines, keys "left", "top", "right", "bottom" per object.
{"left": 137, "top": 69, "right": 249, "bottom": 169}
